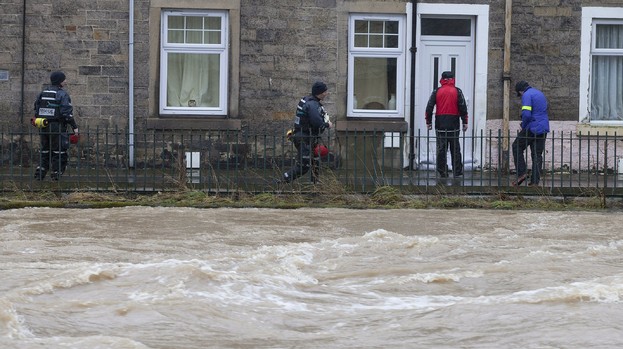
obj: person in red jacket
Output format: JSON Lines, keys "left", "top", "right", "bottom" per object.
{"left": 425, "top": 71, "right": 469, "bottom": 178}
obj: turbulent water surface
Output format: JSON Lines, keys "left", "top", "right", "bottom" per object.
{"left": 1, "top": 207, "right": 622, "bottom": 349}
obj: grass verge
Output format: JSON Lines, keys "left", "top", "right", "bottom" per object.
{"left": 1, "top": 186, "right": 621, "bottom": 211}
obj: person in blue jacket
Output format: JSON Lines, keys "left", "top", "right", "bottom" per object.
{"left": 279, "top": 81, "right": 332, "bottom": 183}
{"left": 512, "top": 80, "right": 550, "bottom": 186}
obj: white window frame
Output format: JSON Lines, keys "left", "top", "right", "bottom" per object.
{"left": 160, "top": 10, "right": 229, "bottom": 116}
{"left": 347, "top": 13, "right": 406, "bottom": 118}
{"left": 579, "top": 7, "right": 623, "bottom": 125}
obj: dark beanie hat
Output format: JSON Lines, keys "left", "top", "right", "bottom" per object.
{"left": 312, "top": 81, "right": 328, "bottom": 96}
{"left": 515, "top": 80, "right": 530, "bottom": 96}
{"left": 50, "top": 71, "right": 66, "bottom": 86}
{"left": 441, "top": 71, "right": 454, "bottom": 79}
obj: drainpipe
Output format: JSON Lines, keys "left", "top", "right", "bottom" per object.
{"left": 501, "top": 0, "right": 512, "bottom": 172}
{"left": 408, "top": 0, "right": 418, "bottom": 170}
{"left": 128, "top": 0, "right": 135, "bottom": 168}
{"left": 20, "top": 0, "right": 26, "bottom": 127}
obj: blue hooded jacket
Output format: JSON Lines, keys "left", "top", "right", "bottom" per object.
{"left": 520, "top": 87, "right": 550, "bottom": 135}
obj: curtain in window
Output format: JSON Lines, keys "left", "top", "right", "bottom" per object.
{"left": 167, "top": 53, "right": 220, "bottom": 108}
{"left": 353, "top": 57, "right": 393, "bottom": 110}
{"left": 591, "top": 25, "right": 623, "bottom": 121}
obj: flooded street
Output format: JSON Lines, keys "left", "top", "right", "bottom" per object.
{"left": 1, "top": 207, "right": 622, "bottom": 348}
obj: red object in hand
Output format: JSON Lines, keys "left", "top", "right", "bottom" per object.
{"left": 314, "top": 145, "right": 329, "bottom": 157}
{"left": 30, "top": 117, "right": 36, "bottom": 127}
{"left": 70, "top": 134, "right": 80, "bottom": 144}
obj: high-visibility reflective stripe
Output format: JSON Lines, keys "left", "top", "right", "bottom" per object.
{"left": 522, "top": 106, "right": 532, "bottom": 111}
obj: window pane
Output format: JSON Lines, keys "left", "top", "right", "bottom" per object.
{"left": 167, "top": 15, "right": 223, "bottom": 45}
{"left": 369, "top": 35, "right": 383, "bottom": 48}
{"left": 421, "top": 18, "right": 471, "bottom": 36}
{"left": 354, "top": 34, "right": 367, "bottom": 47}
{"left": 591, "top": 55, "right": 623, "bottom": 120}
{"left": 168, "top": 16, "right": 184, "bottom": 29}
{"left": 353, "top": 57, "right": 397, "bottom": 110}
{"left": 186, "top": 31, "right": 202, "bottom": 44}
{"left": 167, "top": 53, "right": 221, "bottom": 108}
{"left": 168, "top": 30, "right": 184, "bottom": 43}
{"left": 355, "top": 20, "right": 368, "bottom": 33}
{"left": 353, "top": 19, "right": 400, "bottom": 48}
{"left": 385, "top": 35, "right": 398, "bottom": 48}
{"left": 385, "top": 21, "right": 398, "bottom": 34}
{"left": 596, "top": 24, "right": 623, "bottom": 49}
{"left": 205, "top": 32, "right": 221, "bottom": 45}
{"left": 205, "top": 16, "right": 221, "bottom": 30}
{"left": 186, "top": 16, "right": 203, "bottom": 30}
{"left": 369, "top": 21, "right": 384, "bottom": 33}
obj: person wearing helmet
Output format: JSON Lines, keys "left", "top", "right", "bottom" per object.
{"left": 512, "top": 80, "right": 550, "bottom": 187}
{"left": 425, "top": 71, "right": 469, "bottom": 178}
{"left": 32, "top": 71, "right": 80, "bottom": 181}
{"left": 279, "top": 81, "right": 332, "bottom": 184}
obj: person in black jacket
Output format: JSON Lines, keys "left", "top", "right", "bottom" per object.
{"left": 279, "top": 81, "right": 332, "bottom": 183}
{"left": 32, "top": 71, "right": 80, "bottom": 181}
{"left": 425, "top": 71, "right": 468, "bottom": 178}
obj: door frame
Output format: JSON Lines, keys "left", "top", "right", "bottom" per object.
{"left": 417, "top": 38, "right": 474, "bottom": 168}
{"left": 407, "top": 3, "right": 489, "bottom": 168}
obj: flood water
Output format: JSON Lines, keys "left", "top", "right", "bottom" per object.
{"left": 1, "top": 207, "right": 622, "bottom": 349}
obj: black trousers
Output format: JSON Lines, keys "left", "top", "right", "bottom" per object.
{"left": 283, "top": 136, "right": 319, "bottom": 183}
{"left": 36, "top": 123, "right": 69, "bottom": 179}
{"left": 512, "top": 129, "right": 547, "bottom": 185}
{"left": 436, "top": 129, "right": 463, "bottom": 177}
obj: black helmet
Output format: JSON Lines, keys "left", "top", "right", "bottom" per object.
{"left": 515, "top": 80, "right": 530, "bottom": 96}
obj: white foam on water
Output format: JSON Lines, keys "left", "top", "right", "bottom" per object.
{"left": 0, "top": 299, "right": 33, "bottom": 339}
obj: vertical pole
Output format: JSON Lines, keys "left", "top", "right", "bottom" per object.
{"left": 128, "top": 0, "right": 135, "bottom": 168}
{"left": 502, "top": 0, "right": 513, "bottom": 173}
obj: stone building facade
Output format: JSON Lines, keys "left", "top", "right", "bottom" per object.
{"left": 1, "top": 0, "right": 622, "bottom": 169}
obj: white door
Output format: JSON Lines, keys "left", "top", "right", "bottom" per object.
{"left": 415, "top": 31, "right": 477, "bottom": 171}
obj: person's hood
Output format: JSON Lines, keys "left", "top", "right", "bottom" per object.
{"left": 439, "top": 78, "right": 456, "bottom": 87}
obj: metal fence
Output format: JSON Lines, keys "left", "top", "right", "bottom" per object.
{"left": 2, "top": 126, "right": 623, "bottom": 196}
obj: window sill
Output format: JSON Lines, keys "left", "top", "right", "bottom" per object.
{"left": 146, "top": 118, "right": 241, "bottom": 131}
{"left": 576, "top": 124, "right": 623, "bottom": 137}
{"left": 335, "top": 119, "right": 408, "bottom": 132}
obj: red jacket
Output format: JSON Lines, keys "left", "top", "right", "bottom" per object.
{"left": 425, "top": 78, "right": 468, "bottom": 130}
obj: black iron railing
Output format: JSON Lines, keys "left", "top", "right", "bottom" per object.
{"left": 2, "top": 126, "right": 623, "bottom": 196}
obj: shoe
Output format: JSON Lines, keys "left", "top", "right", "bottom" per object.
{"left": 50, "top": 171, "right": 60, "bottom": 181}
{"left": 528, "top": 182, "right": 539, "bottom": 187}
{"left": 453, "top": 172, "right": 463, "bottom": 178}
{"left": 34, "top": 168, "right": 46, "bottom": 181}
{"left": 512, "top": 174, "right": 528, "bottom": 187}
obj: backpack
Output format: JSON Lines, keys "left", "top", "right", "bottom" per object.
{"left": 35, "top": 89, "right": 62, "bottom": 121}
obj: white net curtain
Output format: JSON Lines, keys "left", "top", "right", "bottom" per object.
{"left": 591, "top": 23, "right": 623, "bottom": 121}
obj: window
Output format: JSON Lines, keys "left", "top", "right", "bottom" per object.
{"left": 591, "top": 22, "right": 623, "bottom": 121}
{"left": 348, "top": 14, "right": 406, "bottom": 117}
{"left": 160, "top": 10, "right": 228, "bottom": 115}
{"left": 580, "top": 8, "right": 623, "bottom": 124}
{"left": 421, "top": 18, "right": 471, "bottom": 36}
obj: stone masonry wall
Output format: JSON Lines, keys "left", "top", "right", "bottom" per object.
{"left": 238, "top": 0, "right": 340, "bottom": 133}
{"left": 1, "top": 0, "right": 621, "bottom": 133}
{"left": 0, "top": 0, "right": 152, "bottom": 131}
